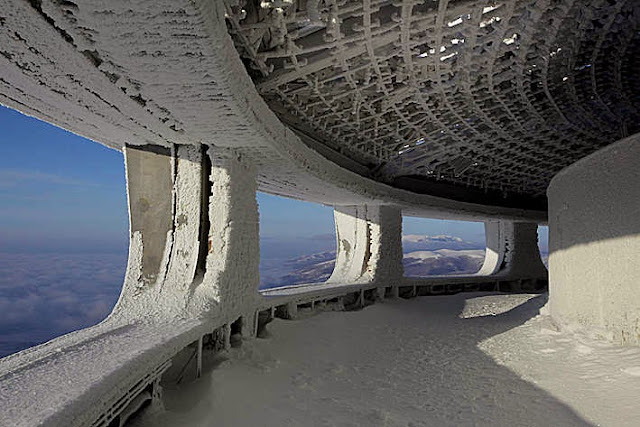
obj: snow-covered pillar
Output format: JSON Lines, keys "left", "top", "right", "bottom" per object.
{"left": 110, "top": 145, "right": 259, "bottom": 323}
{"left": 193, "top": 148, "right": 260, "bottom": 327}
{"left": 476, "top": 221, "right": 505, "bottom": 276}
{"left": 366, "top": 206, "right": 404, "bottom": 283}
{"left": 548, "top": 134, "right": 640, "bottom": 345}
{"left": 327, "top": 205, "right": 403, "bottom": 285}
{"left": 111, "top": 144, "right": 208, "bottom": 321}
{"left": 477, "top": 220, "right": 547, "bottom": 280}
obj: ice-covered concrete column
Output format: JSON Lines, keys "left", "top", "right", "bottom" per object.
{"left": 193, "top": 148, "right": 260, "bottom": 324}
{"left": 548, "top": 134, "right": 640, "bottom": 344}
{"left": 477, "top": 220, "right": 547, "bottom": 282}
{"left": 327, "top": 205, "right": 403, "bottom": 284}
{"left": 366, "top": 206, "right": 404, "bottom": 283}
{"left": 110, "top": 145, "right": 259, "bottom": 323}
{"left": 111, "top": 144, "right": 206, "bottom": 321}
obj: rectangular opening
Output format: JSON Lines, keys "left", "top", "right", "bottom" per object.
{"left": 256, "top": 309, "right": 273, "bottom": 338}
{"left": 258, "top": 192, "right": 336, "bottom": 289}
{"left": 342, "top": 291, "right": 360, "bottom": 309}
{"left": 430, "top": 284, "right": 445, "bottom": 294}
{"left": 298, "top": 302, "right": 313, "bottom": 310}
{"left": 161, "top": 340, "right": 200, "bottom": 387}
{"left": 398, "top": 286, "right": 414, "bottom": 298}
{"left": 416, "top": 285, "right": 431, "bottom": 296}
{"left": 203, "top": 327, "right": 227, "bottom": 352}
{"left": 0, "top": 107, "right": 130, "bottom": 358}
{"left": 402, "top": 216, "right": 486, "bottom": 277}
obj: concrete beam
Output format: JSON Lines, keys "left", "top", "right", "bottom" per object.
{"left": 548, "top": 133, "right": 640, "bottom": 345}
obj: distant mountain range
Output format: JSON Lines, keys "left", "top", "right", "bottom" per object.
{"left": 402, "top": 234, "right": 464, "bottom": 243}
{"left": 403, "top": 249, "right": 485, "bottom": 277}
{"left": 265, "top": 251, "right": 336, "bottom": 287}
{"left": 260, "top": 234, "right": 488, "bottom": 289}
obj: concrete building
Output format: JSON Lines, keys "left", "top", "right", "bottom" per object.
{"left": 0, "top": 0, "right": 638, "bottom": 425}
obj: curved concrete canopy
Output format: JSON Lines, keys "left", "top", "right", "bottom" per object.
{"left": 3, "top": 0, "right": 635, "bottom": 220}
{"left": 228, "top": 0, "right": 640, "bottom": 209}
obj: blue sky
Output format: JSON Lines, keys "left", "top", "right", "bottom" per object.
{"left": 0, "top": 106, "right": 128, "bottom": 253}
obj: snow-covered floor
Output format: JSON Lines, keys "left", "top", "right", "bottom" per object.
{"left": 132, "top": 293, "right": 640, "bottom": 426}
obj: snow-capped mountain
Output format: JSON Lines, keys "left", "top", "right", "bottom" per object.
{"left": 403, "top": 249, "right": 485, "bottom": 277}
{"left": 260, "top": 235, "right": 488, "bottom": 289}
{"left": 401, "top": 234, "right": 482, "bottom": 253}
{"left": 402, "top": 234, "right": 464, "bottom": 243}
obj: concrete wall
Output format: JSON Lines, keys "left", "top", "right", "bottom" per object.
{"left": 548, "top": 133, "right": 640, "bottom": 344}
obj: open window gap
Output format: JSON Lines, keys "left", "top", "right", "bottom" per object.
{"left": 258, "top": 192, "right": 335, "bottom": 289}
{"left": 402, "top": 216, "right": 485, "bottom": 277}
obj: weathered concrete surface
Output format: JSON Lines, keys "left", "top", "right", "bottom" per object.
{"left": 548, "top": 133, "right": 640, "bottom": 345}
{"left": 477, "top": 221, "right": 505, "bottom": 276}
{"left": 112, "top": 145, "right": 260, "bottom": 323}
{"left": 124, "top": 145, "right": 173, "bottom": 285}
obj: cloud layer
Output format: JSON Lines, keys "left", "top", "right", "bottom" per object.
{"left": 0, "top": 252, "right": 126, "bottom": 357}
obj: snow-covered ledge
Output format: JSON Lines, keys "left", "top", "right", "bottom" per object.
{"left": 548, "top": 133, "right": 640, "bottom": 345}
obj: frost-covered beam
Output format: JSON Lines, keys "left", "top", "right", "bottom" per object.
{"left": 111, "top": 145, "right": 259, "bottom": 322}
{"left": 477, "top": 220, "right": 547, "bottom": 285}
{"left": 328, "top": 205, "right": 403, "bottom": 284}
